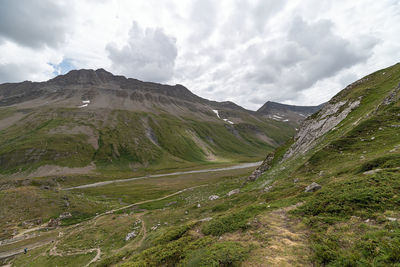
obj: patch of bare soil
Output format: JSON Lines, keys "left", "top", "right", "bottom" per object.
{"left": 246, "top": 203, "right": 311, "bottom": 266}
{"left": 0, "top": 112, "right": 25, "bottom": 131}
{"left": 220, "top": 203, "right": 310, "bottom": 266}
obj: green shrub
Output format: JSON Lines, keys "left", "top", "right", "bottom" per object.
{"left": 182, "top": 241, "right": 251, "bottom": 267}
{"left": 202, "top": 205, "right": 264, "bottom": 236}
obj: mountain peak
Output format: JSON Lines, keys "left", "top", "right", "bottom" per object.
{"left": 48, "top": 68, "right": 121, "bottom": 85}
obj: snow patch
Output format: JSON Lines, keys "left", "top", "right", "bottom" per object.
{"left": 212, "top": 109, "right": 220, "bottom": 119}
{"left": 223, "top": 118, "right": 234, "bottom": 124}
{"left": 78, "top": 100, "right": 90, "bottom": 108}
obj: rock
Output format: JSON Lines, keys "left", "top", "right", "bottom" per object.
{"left": 382, "top": 82, "right": 400, "bottom": 105}
{"left": 305, "top": 182, "right": 321, "bottom": 193}
{"left": 387, "top": 217, "right": 397, "bottom": 222}
{"left": 199, "top": 217, "right": 212, "bottom": 222}
{"left": 371, "top": 137, "right": 375, "bottom": 140}
{"left": 227, "top": 189, "right": 240, "bottom": 196}
{"left": 247, "top": 153, "right": 275, "bottom": 182}
{"left": 165, "top": 201, "right": 177, "bottom": 206}
{"left": 293, "top": 178, "right": 299, "bottom": 183}
{"left": 319, "top": 171, "right": 324, "bottom": 177}
{"left": 208, "top": 195, "right": 219, "bottom": 201}
{"left": 125, "top": 231, "right": 137, "bottom": 241}
{"left": 263, "top": 185, "right": 273, "bottom": 192}
{"left": 59, "top": 212, "right": 72, "bottom": 220}
{"left": 284, "top": 98, "right": 361, "bottom": 160}
{"left": 47, "top": 218, "right": 60, "bottom": 228}
{"left": 363, "top": 169, "right": 382, "bottom": 175}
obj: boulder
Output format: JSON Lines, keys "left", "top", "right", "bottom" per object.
{"left": 305, "top": 182, "right": 321, "bottom": 192}
{"left": 208, "top": 195, "right": 219, "bottom": 201}
{"left": 47, "top": 218, "right": 60, "bottom": 228}
{"left": 125, "top": 231, "right": 137, "bottom": 241}
{"left": 227, "top": 189, "right": 240, "bottom": 196}
{"left": 263, "top": 185, "right": 273, "bottom": 192}
{"left": 59, "top": 212, "right": 72, "bottom": 220}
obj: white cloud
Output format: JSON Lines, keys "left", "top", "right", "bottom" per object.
{"left": 106, "top": 21, "right": 177, "bottom": 83}
{"left": 0, "top": 0, "right": 399, "bottom": 109}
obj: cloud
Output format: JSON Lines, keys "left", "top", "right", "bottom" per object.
{"left": 0, "top": 0, "right": 398, "bottom": 109}
{"left": 106, "top": 21, "right": 178, "bottom": 82}
{"left": 0, "top": 0, "right": 72, "bottom": 48}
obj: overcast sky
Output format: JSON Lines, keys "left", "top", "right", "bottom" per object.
{"left": 0, "top": 0, "right": 399, "bottom": 110}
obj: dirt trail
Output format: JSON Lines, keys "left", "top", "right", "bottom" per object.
{"left": 0, "top": 240, "right": 53, "bottom": 260}
{"left": 63, "top": 161, "right": 261, "bottom": 190}
{"left": 92, "top": 184, "right": 208, "bottom": 221}
{"left": 0, "top": 184, "right": 204, "bottom": 263}
{"left": 246, "top": 203, "right": 311, "bottom": 266}
{"left": 49, "top": 239, "right": 101, "bottom": 267}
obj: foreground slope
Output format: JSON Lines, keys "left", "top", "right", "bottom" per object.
{"left": 99, "top": 62, "right": 400, "bottom": 266}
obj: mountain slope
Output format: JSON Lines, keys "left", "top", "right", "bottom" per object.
{"left": 0, "top": 69, "right": 294, "bottom": 176}
{"left": 246, "top": 62, "right": 400, "bottom": 265}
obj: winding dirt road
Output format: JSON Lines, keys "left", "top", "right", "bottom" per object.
{"left": 63, "top": 161, "right": 261, "bottom": 190}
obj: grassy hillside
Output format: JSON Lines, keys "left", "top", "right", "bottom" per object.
{"left": 0, "top": 107, "right": 293, "bottom": 176}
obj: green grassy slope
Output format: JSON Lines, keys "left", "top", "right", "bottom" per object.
{"left": 0, "top": 107, "right": 293, "bottom": 175}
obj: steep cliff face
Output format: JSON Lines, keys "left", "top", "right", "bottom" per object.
{"left": 283, "top": 98, "right": 361, "bottom": 159}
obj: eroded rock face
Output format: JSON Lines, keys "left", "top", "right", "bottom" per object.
{"left": 283, "top": 99, "right": 361, "bottom": 160}
{"left": 247, "top": 153, "right": 275, "bottom": 182}
{"left": 382, "top": 82, "right": 400, "bottom": 105}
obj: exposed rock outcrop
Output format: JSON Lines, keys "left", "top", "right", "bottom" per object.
{"left": 382, "top": 82, "right": 400, "bottom": 105}
{"left": 247, "top": 153, "right": 275, "bottom": 182}
{"left": 283, "top": 99, "right": 361, "bottom": 160}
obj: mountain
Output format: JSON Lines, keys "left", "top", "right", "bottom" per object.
{"left": 256, "top": 101, "right": 324, "bottom": 125}
{"left": 0, "top": 69, "right": 294, "bottom": 176}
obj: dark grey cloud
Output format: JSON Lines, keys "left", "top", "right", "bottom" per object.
{"left": 0, "top": 0, "right": 72, "bottom": 48}
{"left": 106, "top": 21, "right": 177, "bottom": 83}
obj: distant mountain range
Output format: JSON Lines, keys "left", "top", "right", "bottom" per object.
{"left": 0, "top": 69, "right": 320, "bottom": 176}
{"left": 256, "top": 101, "right": 324, "bottom": 125}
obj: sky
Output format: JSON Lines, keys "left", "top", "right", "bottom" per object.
{"left": 0, "top": 0, "right": 399, "bottom": 110}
